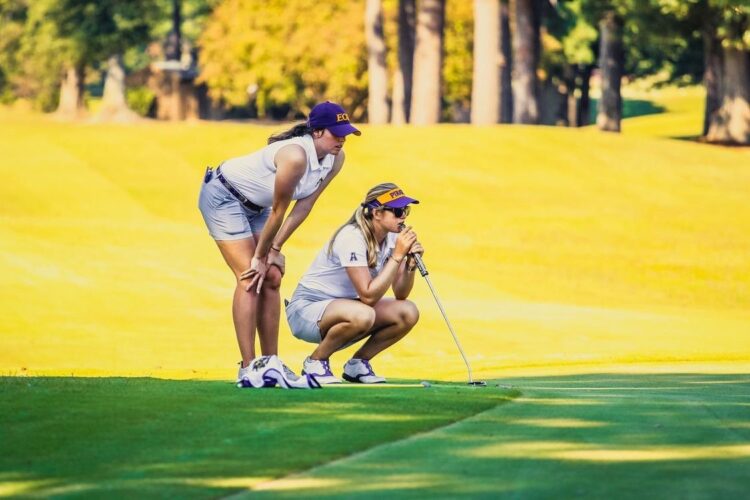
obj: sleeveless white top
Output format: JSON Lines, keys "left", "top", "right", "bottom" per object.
{"left": 220, "top": 135, "right": 335, "bottom": 207}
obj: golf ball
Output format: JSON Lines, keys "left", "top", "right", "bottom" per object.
{"left": 420, "top": 381, "right": 431, "bottom": 388}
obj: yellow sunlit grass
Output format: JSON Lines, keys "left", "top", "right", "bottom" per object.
{"left": 1, "top": 87, "right": 749, "bottom": 380}
{"left": 509, "top": 418, "right": 607, "bottom": 428}
{"left": 467, "top": 441, "right": 750, "bottom": 462}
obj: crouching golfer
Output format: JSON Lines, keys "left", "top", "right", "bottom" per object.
{"left": 285, "top": 183, "right": 422, "bottom": 384}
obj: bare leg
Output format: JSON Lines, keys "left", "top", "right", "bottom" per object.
{"left": 353, "top": 299, "right": 419, "bottom": 360}
{"left": 215, "top": 238, "right": 260, "bottom": 367}
{"left": 312, "top": 300, "right": 376, "bottom": 360}
{"left": 257, "top": 265, "right": 282, "bottom": 355}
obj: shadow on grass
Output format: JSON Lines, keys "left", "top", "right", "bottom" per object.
{"left": 588, "top": 99, "right": 666, "bottom": 123}
{"left": 243, "top": 374, "right": 750, "bottom": 499}
{"left": 0, "top": 377, "right": 509, "bottom": 498}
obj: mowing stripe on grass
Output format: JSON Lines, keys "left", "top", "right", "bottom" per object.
{"left": 231, "top": 390, "right": 519, "bottom": 497}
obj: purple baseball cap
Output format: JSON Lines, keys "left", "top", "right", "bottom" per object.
{"left": 308, "top": 101, "right": 361, "bottom": 137}
{"left": 365, "top": 186, "right": 420, "bottom": 209}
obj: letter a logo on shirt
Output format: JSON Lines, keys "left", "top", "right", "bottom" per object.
{"left": 350, "top": 252, "right": 358, "bottom": 262}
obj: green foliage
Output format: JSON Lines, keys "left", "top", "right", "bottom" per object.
{"left": 1, "top": 0, "right": 163, "bottom": 110}
{"left": 48, "top": 0, "right": 158, "bottom": 65}
{"left": 443, "top": 0, "right": 474, "bottom": 121}
{"left": 150, "top": 0, "right": 220, "bottom": 49}
{"left": 0, "top": 0, "right": 68, "bottom": 110}
{"left": 199, "top": 0, "right": 367, "bottom": 118}
{"left": 126, "top": 85, "right": 155, "bottom": 116}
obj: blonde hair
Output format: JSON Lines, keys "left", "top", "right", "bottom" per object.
{"left": 328, "top": 183, "right": 398, "bottom": 268}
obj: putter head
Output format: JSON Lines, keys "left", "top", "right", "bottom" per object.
{"left": 468, "top": 381, "right": 487, "bottom": 387}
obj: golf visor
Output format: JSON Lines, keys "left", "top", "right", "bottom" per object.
{"left": 364, "top": 187, "right": 419, "bottom": 209}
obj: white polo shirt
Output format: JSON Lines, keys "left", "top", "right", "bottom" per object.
{"left": 298, "top": 225, "right": 397, "bottom": 299}
{"left": 220, "top": 135, "right": 335, "bottom": 207}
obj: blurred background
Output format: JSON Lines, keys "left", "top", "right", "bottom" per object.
{"left": 1, "top": 0, "right": 749, "bottom": 380}
{"left": 0, "top": 0, "right": 747, "bottom": 141}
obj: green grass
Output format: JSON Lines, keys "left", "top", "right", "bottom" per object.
{"left": 0, "top": 377, "right": 511, "bottom": 497}
{"left": 249, "top": 374, "right": 750, "bottom": 499}
{"left": 2, "top": 375, "right": 748, "bottom": 498}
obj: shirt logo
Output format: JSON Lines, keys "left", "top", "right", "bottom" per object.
{"left": 350, "top": 252, "right": 358, "bottom": 262}
{"left": 336, "top": 113, "right": 349, "bottom": 122}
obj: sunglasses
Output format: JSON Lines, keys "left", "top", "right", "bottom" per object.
{"left": 381, "top": 206, "right": 411, "bottom": 218}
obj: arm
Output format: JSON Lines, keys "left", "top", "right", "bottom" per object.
{"left": 392, "top": 240, "right": 423, "bottom": 298}
{"left": 344, "top": 227, "right": 417, "bottom": 306}
{"left": 243, "top": 144, "right": 306, "bottom": 292}
{"left": 271, "top": 150, "right": 345, "bottom": 251}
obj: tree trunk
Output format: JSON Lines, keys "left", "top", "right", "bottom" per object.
{"left": 561, "top": 64, "right": 576, "bottom": 127}
{"left": 99, "top": 55, "right": 139, "bottom": 122}
{"left": 471, "top": 0, "right": 501, "bottom": 124}
{"left": 702, "top": 29, "right": 723, "bottom": 136}
{"left": 512, "top": 0, "right": 539, "bottom": 124}
{"left": 410, "top": 0, "right": 446, "bottom": 125}
{"left": 365, "top": 0, "right": 389, "bottom": 124}
{"left": 596, "top": 11, "right": 623, "bottom": 132}
{"left": 576, "top": 64, "right": 593, "bottom": 126}
{"left": 500, "top": 0, "right": 513, "bottom": 123}
{"left": 392, "top": 0, "right": 416, "bottom": 124}
{"left": 706, "top": 47, "right": 750, "bottom": 145}
{"left": 55, "top": 64, "right": 85, "bottom": 119}
{"left": 165, "top": 0, "right": 182, "bottom": 62}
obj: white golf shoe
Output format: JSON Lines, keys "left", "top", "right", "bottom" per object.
{"left": 275, "top": 360, "right": 321, "bottom": 389}
{"left": 236, "top": 356, "right": 279, "bottom": 388}
{"left": 342, "top": 358, "right": 386, "bottom": 384}
{"left": 301, "top": 357, "right": 341, "bottom": 384}
{"left": 237, "top": 355, "right": 320, "bottom": 389}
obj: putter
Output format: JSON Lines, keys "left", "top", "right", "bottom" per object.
{"left": 401, "top": 228, "right": 486, "bottom": 387}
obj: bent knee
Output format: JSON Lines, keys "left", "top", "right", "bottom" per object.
{"left": 399, "top": 300, "right": 420, "bottom": 327}
{"left": 262, "top": 266, "right": 283, "bottom": 290}
{"left": 351, "top": 306, "right": 376, "bottom": 331}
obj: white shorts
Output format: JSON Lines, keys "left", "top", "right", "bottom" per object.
{"left": 198, "top": 171, "right": 270, "bottom": 240}
{"left": 285, "top": 291, "right": 334, "bottom": 344}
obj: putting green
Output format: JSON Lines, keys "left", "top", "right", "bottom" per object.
{"left": 245, "top": 374, "right": 750, "bottom": 498}
{"left": 2, "top": 374, "right": 747, "bottom": 498}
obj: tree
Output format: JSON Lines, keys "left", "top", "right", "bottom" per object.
{"left": 655, "top": 0, "right": 749, "bottom": 144}
{"left": 199, "top": 0, "right": 367, "bottom": 118}
{"left": 48, "top": 0, "right": 156, "bottom": 119}
{"left": 410, "top": 0, "right": 446, "bottom": 124}
{"left": 512, "top": 0, "right": 541, "bottom": 123}
{"left": 471, "top": 0, "right": 502, "bottom": 124}
{"left": 365, "top": 0, "right": 389, "bottom": 123}
{"left": 500, "top": 0, "right": 514, "bottom": 123}
{"left": 704, "top": 1, "right": 749, "bottom": 144}
{"left": 391, "top": 0, "right": 416, "bottom": 124}
{"left": 596, "top": 9, "right": 623, "bottom": 131}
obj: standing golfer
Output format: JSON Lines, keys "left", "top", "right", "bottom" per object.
{"left": 198, "top": 101, "right": 360, "bottom": 382}
{"left": 285, "top": 183, "right": 422, "bottom": 384}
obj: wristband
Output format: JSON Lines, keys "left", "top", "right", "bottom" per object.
{"left": 390, "top": 255, "right": 404, "bottom": 264}
{"left": 270, "top": 245, "right": 282, "bottom": 252}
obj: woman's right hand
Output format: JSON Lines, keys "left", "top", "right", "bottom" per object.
{"left": 394, "top": 225, "right": 417, "bottom": 260}
{"left": 240, "top": 256, "right": 268, "bottom": 293}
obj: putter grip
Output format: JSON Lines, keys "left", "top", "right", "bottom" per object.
{"left": 412, "top": 253, "right": 429, "bottom": 277}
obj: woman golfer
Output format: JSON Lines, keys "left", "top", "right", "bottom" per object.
{"left": 198, "top": 101, "right": 360, "bottom": 382}
{"left": 285, "top": 183, "right": 422, "bottom": 384}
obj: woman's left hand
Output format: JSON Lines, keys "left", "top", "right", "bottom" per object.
{"left": 409, "top": 241, "right": 424, "bottom": 257}
{"left": 240, "top": 256, "right": 268, "bottom": 293}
